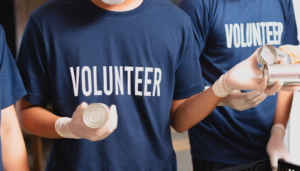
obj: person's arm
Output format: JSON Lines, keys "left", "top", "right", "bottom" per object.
{"left": 16, "top": 98, "right": 118, "bottom": 141}
{"left": 267, "top": 90, "right": 293, "bottom": 171}
{"left": 1, "top": 105, "right": 29, "bottom": 171}
{"left": 272, "top": 90, "right": 293, "bottom": 128}
{"left": 171, "top": 86, "right": 221, "bottom": 133}
{"left": 171, "top": 49, "right": 284, "bottom": 133}
{"left": 16, "top": 98, "right": 61, "bottom": 138}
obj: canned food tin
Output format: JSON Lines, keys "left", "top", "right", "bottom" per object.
{"left": 83, "top": 103, "right": 109, "bottom": 129}
{"left": 257, "top": 45, "right": 292, "bottom": 65}
{"left": 263, "top": 64, "right": 300, "bottom": 86}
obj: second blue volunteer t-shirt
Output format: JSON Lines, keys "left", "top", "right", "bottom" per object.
{"left": 180, "top": 0, "right": 299, "bottom": 165}
{"left": 16, "top": 0, "right": 204, "bottom": 170}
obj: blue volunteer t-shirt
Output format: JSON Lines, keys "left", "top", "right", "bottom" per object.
{"left": 16, "top": 0, "right": 204, "bottom": 170}
{"left": 0, "top": 24, "right": 27, "bottom": 171}
{"left": 180, "top": 0, "right": 299, "bottom": 165}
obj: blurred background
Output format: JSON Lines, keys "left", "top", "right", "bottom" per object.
{"left": 0, "top": 0, "right": 300, "bottom": 170}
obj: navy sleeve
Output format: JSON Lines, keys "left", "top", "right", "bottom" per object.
{"left": 16, "top": 16, "right": 51, "bottom": 105}
{"left": 281, "top": 0, "right": 299, "bottom": 45}
{"left": 0, "top": 25, "right": 27, "bottom": 109}
{"left": 179, "top": 0, "right": 210, "bottom": 56}
{"left": 173, "top": 22, "right": 204, "bottom": 100}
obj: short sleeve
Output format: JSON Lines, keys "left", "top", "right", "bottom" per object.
{"left": 173, "top": 22, "right": 204, "bottom": 100}
{"left": 0, "top": 25, "right": 27, "bottom": 109}
{"left": 16, "top": 16, "right": 51, "bottom": 105}
{"left": 281, "top": 0, "right": 299, "bottom": 45}
{"left": 179, "top": 0, "right": 210, "bottom": 56}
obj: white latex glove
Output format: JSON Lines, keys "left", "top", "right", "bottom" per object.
{"left": 267, "top": 124, "right": 290, "bottom": 171}
{"left": 55, "top": 102, "right": 118, "bottom": 141}
{"left": 218, "top": 90, "right": 267, "bottom": 111}
{"left": 225, "top": 48, "right": 284, "bottom": 95}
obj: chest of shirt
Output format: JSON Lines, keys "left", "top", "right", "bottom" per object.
{"left": 206, "top": 0, "right": 287, "bottom": 51}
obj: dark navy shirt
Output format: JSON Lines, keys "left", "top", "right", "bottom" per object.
{"left": 180, "top": 0, "right": 299, "bottom": 165}
{"left": 16, "top": 0, "right": 204, "bottom": 170}
{"left": 0, "top": 24, "right": 27, "bottom": 171}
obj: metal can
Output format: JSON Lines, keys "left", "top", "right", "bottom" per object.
{"left": 263, "top": 64, "right": 300, "bottom": 86}
{"left": 257, "top": 45, "right": 292, "bottom": 65}
{"left": 82, "top": 103, "right": 109, "bottom": 129}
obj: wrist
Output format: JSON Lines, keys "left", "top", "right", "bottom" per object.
{"left": 270, "top": 123, "right": 285, "bottom": 140}
{"left": 55, "top": 117, "right": 81, "bottom": 139}
{"left": 212, "top": 74, "right": 233, "bottom": 97}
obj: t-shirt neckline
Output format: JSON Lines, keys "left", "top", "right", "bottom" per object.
{"left": 84, "top": 0, "right": 150, "bottom": 18}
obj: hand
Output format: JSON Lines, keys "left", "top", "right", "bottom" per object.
{"left": 68, "top": 102, "right": 118, "bottom": 141}
{"left": 225, "top": 48, "right": 283, "bottom": 95}
{"left": 218, "top": 90, "right": 267, "bottom": 111}
{"left": 267, "top": 124, "right": 290, "bottom": 171}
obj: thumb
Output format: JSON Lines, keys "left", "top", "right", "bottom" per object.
{"left": 74, "top": 102, "right": 88, "bottom": 117}
{"left": 263, "top": 80, "right": 283, "bottom": 95}
{"left": 257, "top": 76, "right": 268, "bottom": 92}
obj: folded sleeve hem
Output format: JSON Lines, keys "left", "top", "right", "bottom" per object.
{"left": 173, "top": 84, "right": 204, "bottom": 100}
{"left": 24, "top": 92, "right": 49, "bottom": 106}
{"left": 1, "top": 88, "right": 27, "bottom": 109}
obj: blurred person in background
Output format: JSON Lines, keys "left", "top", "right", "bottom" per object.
{"left": 179, "top": 0, "right": 299, "bottom": 170}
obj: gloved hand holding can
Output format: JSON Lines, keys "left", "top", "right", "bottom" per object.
{"left": 55, "top": 102, "right": 118, "bottom": 141}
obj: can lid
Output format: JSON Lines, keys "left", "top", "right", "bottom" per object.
{"left": 257, "top": 45, "right": 277, "bottom": 65}
{"left": 83, "top": 103, "right": 109, "bottom": 129}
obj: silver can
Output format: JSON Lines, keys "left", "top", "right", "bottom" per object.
{"left": 263, "top": 64, "right": 300, "bottom": 86}
{"left": 257, "top": 45, "right": 292, "bottom": 65}
{"left": 82, "top": 103, "right": 109, "bottom": 129}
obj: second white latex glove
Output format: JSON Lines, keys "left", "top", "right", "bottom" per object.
{"left": 225, "top": 49, "right": 284, "bottom": 95}
{"left": 267, "top": 124, "right": 290, "bottom": 171}
{"left": 218, "top": 90, "right": 267, "bottom": 111}
{"left": 56, "top": 102, "right": 118, "bottom": 141}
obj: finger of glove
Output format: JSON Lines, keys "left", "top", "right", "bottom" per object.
{"left": 248, "top": 94, "right": 268, "bottom": 108}
{"left": 109, "top": 105, "right": 118, "bottom": 130}
{"left": 280, "top": 85, "right": 300, "bottom": 92}
{"left": 246, "top": 92, "right": 267, "bottom": 104}
{"left": 269, "top": 152, "right": 280, "bottom": 171}
{"left": 242, "top": 90, "right": 263, "bottom": 100}
{"left": 73, "top": 102, "right": 88, "bottom": 119}
{"left": 264, "top": 80, "right": 283, "bottom": 95}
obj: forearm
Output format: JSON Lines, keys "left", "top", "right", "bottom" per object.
{"left": 16, "top": 98, "right": 62, "bottom": 138}
{"left": 273, "top": 90, "right": 294, "bottom": 128}
{"left": 171, "top": 87, "right": 222, "bottom": 132}
{"left": 1, "top": 105, "right": 29, "bottom": 171}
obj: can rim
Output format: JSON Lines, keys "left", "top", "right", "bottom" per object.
{"left": 82, "top": 103, "right": 109, "bottom": 129}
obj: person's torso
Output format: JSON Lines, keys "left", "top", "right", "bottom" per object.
{"left": 30, "top": 0, "right": 195, "bottom": 170}
{"left": 186, "top": 0, "right": 298, "bottom": 165}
